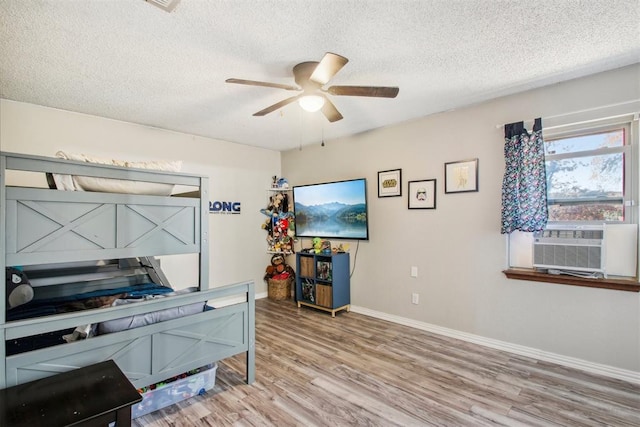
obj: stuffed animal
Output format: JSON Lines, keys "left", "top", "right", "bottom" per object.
{"left": 313, "top": 237, "right": 322, "bottom": 253}
{"left": 263, "top": 254, "right": 295, "bottom": 282}
{"left": 6, "top": 267, "right": 34, "bottom": 309}
{"left": 277, "top": 178, "right": 289, "bottom": 189}
{"left": 276, "top": 217, "right": 289, "bottom": 235}
{"left": 261, "top": 218, "right": 272, "bottom": 233}
{"left": 271, "top": 254, "right": 286, "bottom": 274}
{"left": 272, "top": 193, "right": 284, "bottom": 210}
{"left": 281, "top": 235, "right": 293, "bottom": 253}
{"left": 260, "top": 195, "right": 277, "bottom": 217}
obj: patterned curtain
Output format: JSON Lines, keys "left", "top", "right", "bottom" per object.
{"left": 501, "top": 118, "right": 548, "bottom": 234}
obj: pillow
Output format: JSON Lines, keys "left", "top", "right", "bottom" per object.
{"left": 126, "top": 160, "right": 182, "bottom": 172}
{"left": 97, "top": 287, "right": 204, "bottom": 334}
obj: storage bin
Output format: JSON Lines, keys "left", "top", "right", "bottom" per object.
{"left": 268, "top": 278, "right": 290, "bottom": 300}
{"left": 132, "top": 363, "right": 217, "bottom": 418}
{"left": 299, "top": 255, "right": 314, "bottom": 277}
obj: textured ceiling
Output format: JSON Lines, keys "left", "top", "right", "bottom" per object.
{"left": 1, "top": 1, "right": 639, "bottom": 152}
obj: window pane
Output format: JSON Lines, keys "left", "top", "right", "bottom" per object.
{"left": 546, "top": 152, "right": 624, "bottom": 222}
{"left": 545, "top": 129, "right": 624, "bottom": 155}
{"left": 546, "top": 153, "right": 623, "bottom": 197}
{"left": 548, "top": 202, "right": 623, "bottom": 222}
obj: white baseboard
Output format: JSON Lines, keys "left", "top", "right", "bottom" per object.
{"left": 350, "top": 305, "right": 640, "bottom": 385}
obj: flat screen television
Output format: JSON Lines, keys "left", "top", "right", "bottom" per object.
{"left": 293, "top": 178, "right": 369, "bottom": 240}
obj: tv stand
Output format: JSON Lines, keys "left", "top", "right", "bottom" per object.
{"left": 295, "top": 252, "right": 350, "bottom": 317}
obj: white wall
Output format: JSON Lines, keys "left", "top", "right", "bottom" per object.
{"left": 282, "top": 64, "right": 640, "bottom": 373}
{"left": 0, "top": 99, "right": 280, "bottom": 294}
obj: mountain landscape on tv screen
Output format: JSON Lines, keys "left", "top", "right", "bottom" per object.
{"left": 294, "top": 201, "right": 367, "bottom": 237}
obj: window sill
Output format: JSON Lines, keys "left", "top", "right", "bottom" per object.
{"left": 503, "top": 268, "right": 640, "bottom": 292}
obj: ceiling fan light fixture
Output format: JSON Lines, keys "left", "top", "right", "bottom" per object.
{"left": 226, "top": 52, "right": 397, "bottom": 122}
{"left": 298, "top": 95, "right": 325, "bottom": 112}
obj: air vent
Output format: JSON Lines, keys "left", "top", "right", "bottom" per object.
{"left": 145, "top": 0, "right": 180, "bottom": 12}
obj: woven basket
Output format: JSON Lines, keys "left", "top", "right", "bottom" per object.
{"left": 268, "top": 278, "right": 290, "bottom": 300}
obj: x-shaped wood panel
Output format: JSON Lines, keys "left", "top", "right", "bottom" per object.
{"left": 153, "top": 312, "right": 244, "bottom": 372}
{"left": 119, "top": 204, "right": 194, "bottom": 248}
{"left": 17, "top": 201, "right": 115, "bottom": 252}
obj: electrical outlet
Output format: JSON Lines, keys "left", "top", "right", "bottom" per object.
{"left": 412, "top": 293, "right": 419, "bottom": 304}
{"left": 410, "top": 266, "right": 418, "bottom": 277}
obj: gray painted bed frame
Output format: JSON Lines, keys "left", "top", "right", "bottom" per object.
{"left": 0, "top": 151, "right": 255, "bottom": 389}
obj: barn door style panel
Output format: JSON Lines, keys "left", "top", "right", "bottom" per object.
{"left": 6, "top": 198, "right": 117, "bottom": 263}
{"left": 151, "top": 307, "right": 248, "bottom": 379}
{"left": 4, "top": 187, "right": 200, "bottom": 266}
{"left": 4, "top": 304, "right": 249, "bottom": 389}
{"left": 5, "top": 334, "right": 153, "bottom": 387}
{"left": 117, "top": 203, "right": 198, "bottom": 254}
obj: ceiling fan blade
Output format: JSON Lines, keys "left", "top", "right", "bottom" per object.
{"left": 321, "top": 97, "right": 343, "bottom": 122}
{"left": 310, "top": 52, "right": 349, "bottom": 85}
{"left": 226, "top": 78, "right": 299, "bottom": 91}
{"left": 253, "top": 94, "right": 302, "bottom": 116}
{"left": 327, "top": 85, "right": 399, "bottom": 98}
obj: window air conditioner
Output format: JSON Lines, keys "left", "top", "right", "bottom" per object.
{"left": 532, "top": 224, "right": 638, "bottom": 278}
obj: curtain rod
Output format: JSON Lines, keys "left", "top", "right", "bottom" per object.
{"left": 495, "top": 99, "right": 640, "bottom": 129}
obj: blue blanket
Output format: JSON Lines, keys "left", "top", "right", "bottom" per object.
{"left": 6, "top": 282, "right": 174, "bottom": 321}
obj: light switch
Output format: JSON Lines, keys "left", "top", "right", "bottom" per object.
{"left": 411, "top": 266, "right": 418, "bottom": 277}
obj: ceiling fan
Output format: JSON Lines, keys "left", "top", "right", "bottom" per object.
{"left": 226, "top": 52, "right": 399, "bottom": 123}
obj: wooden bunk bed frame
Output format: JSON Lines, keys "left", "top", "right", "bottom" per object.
{"left": 0, "top": 151, "right": 255, "bottom": 390}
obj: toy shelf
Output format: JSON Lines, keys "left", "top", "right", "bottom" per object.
{"left": 295, "top": 252, "right": 350, "bottom": 317}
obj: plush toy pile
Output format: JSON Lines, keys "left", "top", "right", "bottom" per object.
{"left": 261, "top": 178, "right": 295, "bottom": 254}
{"left": 263, "top": 254, "right": 295, "bottom": 283}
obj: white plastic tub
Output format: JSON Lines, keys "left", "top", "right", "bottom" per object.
{"left": 132, "top": 363, "right": 217, "bottom": 418}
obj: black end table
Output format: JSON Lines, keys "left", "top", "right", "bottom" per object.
{"left": 0, "top": 359, "right": 142, "bottom": 426}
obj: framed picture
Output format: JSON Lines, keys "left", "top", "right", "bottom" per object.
{"left": 444, "top": 159, "right": 478, "bottom": 194}
{"left": 408, "top": 179, "right": 436, "bottom": 209}
{"left": 378, "top": 169, "right": 402, "bottom": 197}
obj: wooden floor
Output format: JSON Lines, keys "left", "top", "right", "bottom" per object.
{"left": 133, "top": 298, "right": 640, "bottom": 426}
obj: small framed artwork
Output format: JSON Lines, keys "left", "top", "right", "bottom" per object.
{"left": 378, "top": 169, "right": 402, "bottom": 197}
{"left": 444, "top": 158, "right": 478, "bottom": 194}
{"left": 408, "top": 179, "right": 436, "bottom": 209}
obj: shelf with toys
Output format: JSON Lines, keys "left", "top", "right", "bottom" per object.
{"left": 295, "top": 250, "right": 350, "bottom": 317}
{"left": 260, "top": 176, "right": 296, "bottom": 255}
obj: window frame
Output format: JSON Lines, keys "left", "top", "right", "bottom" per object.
{"left": 505, "top": 112, "right": 639, "bottom": 287}
{"left": 543, "top": 122, "right": 632, "bottom": 225}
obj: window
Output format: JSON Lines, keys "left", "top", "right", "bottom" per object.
{"left": 544, "top": 124, "right": 631, "bottom": 224}
{"left": 506, "top": 110, "right": 638, "bottom": 288}
{"left": 507, "top": 114, "right": 638, "bottom": 274}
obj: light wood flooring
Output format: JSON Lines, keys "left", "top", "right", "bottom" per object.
{"left": 133, "top": 298, "right": 639, "bottom": 426}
